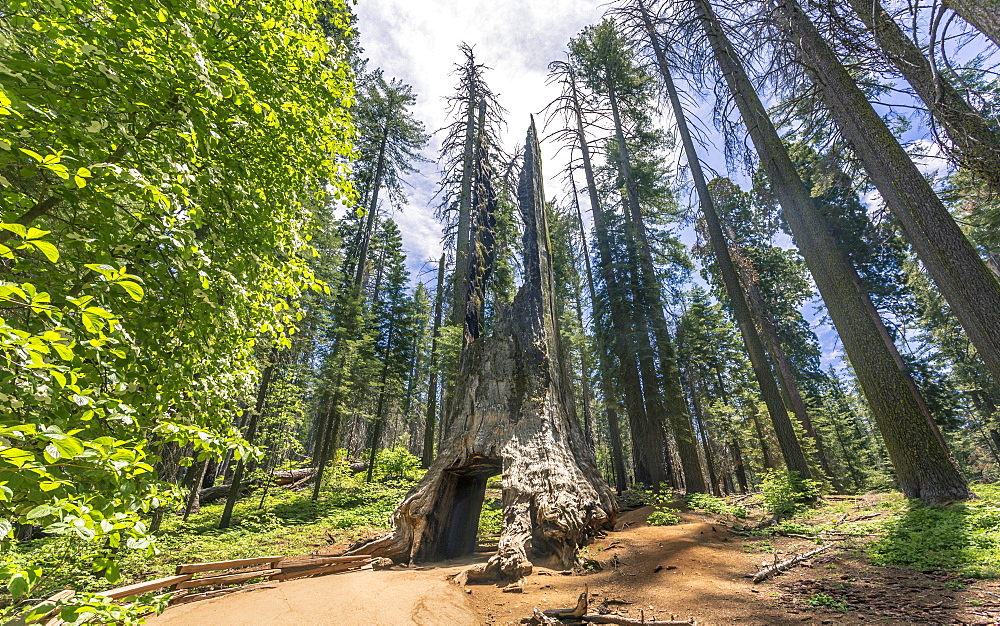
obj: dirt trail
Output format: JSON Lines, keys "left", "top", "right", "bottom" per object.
{"left": 147, "top": 565, "right": 479, "bottom": 626}
{"left": 148, "top": 506, "right": 1000, "bottom": 625}
{"left": 149, "top": 507, "right": 776, "bottom": 625}
{"left": 467, "top": 506, "right": 796, "bottom": 626}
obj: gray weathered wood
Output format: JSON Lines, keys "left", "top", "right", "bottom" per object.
{"left": 348, "top": 119, "right": 617, "bottom": 581}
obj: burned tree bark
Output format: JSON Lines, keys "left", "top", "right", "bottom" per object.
{"left": 349, "top": 120, "right": 617, "bottom": 580}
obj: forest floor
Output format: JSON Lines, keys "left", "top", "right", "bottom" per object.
{"left": 145, "top": 487, "right": 1000, "bottom": 625}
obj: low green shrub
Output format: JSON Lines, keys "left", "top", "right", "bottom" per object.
{"left": 647, "top": 509, "right": 682, "bottom": 526}
{"left": 479, "top": 504, "right": 503, "bottom": 534}
{"left": 869, "top": 483, "right": 1000, "bottom": 578}
{"left": 807, "top": 593, "right": 848, "bottom": 611}
{"left": 760, "top": 470, "right": 822, "bottom": 517}
{"left": 686, "top": 493, "right": 747, "bottom": 518}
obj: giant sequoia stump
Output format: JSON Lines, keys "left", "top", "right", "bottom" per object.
{"left": 350, "top": 120, "right": 617, "bottom": 581}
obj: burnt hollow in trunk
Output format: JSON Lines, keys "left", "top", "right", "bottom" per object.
{"left": 437, "top": 461, "right": 499, "bottom": 559}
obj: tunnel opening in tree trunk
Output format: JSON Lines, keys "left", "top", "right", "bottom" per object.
{"left": 437, "top": 459, "right": 500, "bottom": 560}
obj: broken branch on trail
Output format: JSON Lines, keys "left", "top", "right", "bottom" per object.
{"left": 752, "top": 543, "right": 834, "bottom": 583}
{"left": 580, "top": 616, "right": 697, "bottom": 626}
{"left": 347, "top": 119, "right": 617, "bottom": 581}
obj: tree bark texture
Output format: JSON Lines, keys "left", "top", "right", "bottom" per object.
{"left": 348, "top": 121, "right": 617, "bottom": 580}
{"left": 771, "top": 0, "right": 1000, "bottom": 387}
{"left": 697, "top": 0, "right": 972, "bottom": 502}
{"left": 943, "top": 0, "right": 1000, "bottom": 47}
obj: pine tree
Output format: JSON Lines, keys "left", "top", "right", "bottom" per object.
{"left": 690, "top": 0, "right": 972, "bottom": 502}
{"left": 769, "top": 0, "right": 1000, "bottom": 387}
{"left": 570, "top": 20, "right": 705, "bottom": 492}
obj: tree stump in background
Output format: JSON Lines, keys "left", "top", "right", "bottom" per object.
{"left": 349, "top": 119, "right": 617, "bottom": 581}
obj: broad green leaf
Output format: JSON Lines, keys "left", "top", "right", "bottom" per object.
{"left": 51, "top": 436, "right": 84, "bottom": 459}
{"left": 0, "top": 223, "right": 26, "bottom": 238}
{"left": 17, "top": 147, "right": 43, "bottom": 162}
{"left": 115, "top": 280, "right": 144, "bottom": 301}
{"left": 8, "top": 572, "right": 29, "bottom": 599}
{"left": 28, "top": 240, "right": 59, "bottom": 262}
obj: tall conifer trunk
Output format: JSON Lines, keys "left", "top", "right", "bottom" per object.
{"left": 606, "top": 75, "right": 705, "bottom": 493}
{"left": 422, "top": 254, "right": 446, "bottom": 468}
{"left": 570, "top": 173, "right": 628, "bottom": 490}
{"left": 354, "top": 129, "right": 389, "bottom": 288}
{"left": 770, "top": 0, "right": 1000, "bottom": 387}
{"left": 943, "top": 0, "right": 1000, "bottom": 47}
{"left": 846, "top": 0, "right": 1000, "bottom": 193}
{"left": 695, "top": 0, "right": 972, "bottom": 502}
{"left": 566, "top": 67, "right": 653, "bottom": 486}
{"left": 636, "top": 0, "right": 811, "bottom": 478}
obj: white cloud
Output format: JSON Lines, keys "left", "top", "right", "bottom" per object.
{"left": 354, "top": 0, "right": 606, "bottom": 282}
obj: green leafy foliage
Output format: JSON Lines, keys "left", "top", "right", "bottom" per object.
{"left": 647, "top": 509, "right": 682, "bottom": 526}
{"left": 0, "top": 0, "right": 357, "bottom": 615}
{"left": 686, "top": 493, "right": 747, "bottom": 518}
{"left": 806, "top": 593, "right": 848, "bottom": 611}
{"left": 479, "top": 503, "right": 503, "bottom": 535}
{"left": 760, "top": 470, "right": 823, "bottom": 517}
{"left": 869, "top": 483, "right": 1000, "bottom": 577}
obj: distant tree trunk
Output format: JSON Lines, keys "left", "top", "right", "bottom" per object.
{"left": 729, "top": 438, "right": 749, "bottom": 493}
{"left": 846, "top": 0, "right": 1000, "bottom": 193}
{"left": 686, "top": 371, "right": 721, "bottom": 495}
{"left": 312, "top": 356, "right": 347, "bottom": 501}
{"left": 366, "top": 322, "right": 396, "bottom": 483}
{"left": 354, "top": 129, "right": 389, "bottom": 288}
{"left": 606, "top": 77, "right": 704, "bottom": 493}
{"left": 735, "top": 253, "right": 836, "bottom": 482}
{"left": 572, "top": 175, "right": 627, "bottom": 490}
{"left": 422, "top": 254, "right": 446, "bottom": 468}
{"left": 220, "top": 348, "right": 277, "bottom": 529}
{"left": 771, "top": 0, "right": 1000, "bottom": 388}
{"left": 350, "top": 121, "right": 617, "bottom": 580}
{"left": 201, "top": 459, "right": 219, "bottom": 489}
{"left": 638, "top": 0, "right": 811, "bottom": 479}
{"left": 943, "top": 0, "right": 1000, "bottom": 47}
{"left": 566, "top": 68, "right": 650, "bottom": 488}
{"left": 697, "top": 0, "right": 972, "bottom": 502}
{"left": 183, "top": 459, "right": 210, "bottom": 520}
{"left": 573, "top": 289, "right": 596, "bottom": 449}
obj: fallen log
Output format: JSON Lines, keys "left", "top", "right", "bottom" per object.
{"left": 752, "top": 543, "right": 834, "bottom": 583}
{"left": 542, "top": 588, "right": 588, "bottom": 619}
{"left": 582, "top": 616, "right": 696, "bottom": 626}
{"left": 287, "top": 473, "right": 315, "bottom": 491}
{"left": 272, "top": 468, "right": 315, "bottom": 485}
{"left": 198, "top": 482, "right": 252, "bottom": 505}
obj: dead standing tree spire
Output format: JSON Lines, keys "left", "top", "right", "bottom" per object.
{"left": 349, "top": 119, "right": 617, "bottom": 581}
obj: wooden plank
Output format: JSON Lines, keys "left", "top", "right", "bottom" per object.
{"left": 276, "top": 555, "right": 372, "bottom": 569}
{"left": 176, "top": 556, "right": 283, "bottom": 574}
{"left": 270, "top": 561, "right": 365, "bottom": 581}
{"left": 175, "top": 569, "right": 281, "bottom": 590}
{"left": 168, "top": 581, "right": 279, "bottom": 606}
{"left": 99, "top": 574, "right": 192, "bottom": 599}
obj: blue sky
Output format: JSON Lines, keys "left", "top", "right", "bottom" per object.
{"left": 350, "top": 0, "right": 995, "bottom": 372}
